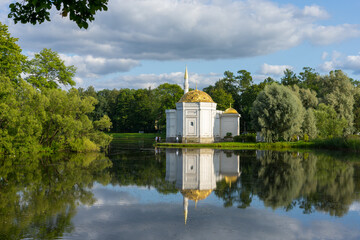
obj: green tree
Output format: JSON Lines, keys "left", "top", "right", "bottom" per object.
{"left": 0, "top": 21, "right": 26, "bottom": 81}
{"left": 236, "top": 70, "right": 253, "bottom": 91}
{"left": 281, "top": 69, "right": 299, "bottom": 86}
{"left": 251, "top": 83, "right": 304, "bottom": 142}
{"left": 354, "top": 87, "right": 360, "bottom": 133}
{"left": 302, "top": 108, "right": 317, "bottom": 139}
{"left": 25, "top": 48, "right": 76, "bottom": 89}
{"left": 8, "top": 0, "right": 109, "bottom": 29}
{"left": 299, "top": 67, "right": 320, "bottom": 92}
{"left": 153, "top": 83, "right": 183, "bottom": 130}
{"left": 205, "top": 86, "right": 234, "bottom": 111}
{"left": 314, "top": 104, "right": 348, "bottom": 138}
{"left": 320, "top": 70, "right": 355, "bottom": 135}
{"left": 290, "top": 85, "right": 318, "bottom": 109}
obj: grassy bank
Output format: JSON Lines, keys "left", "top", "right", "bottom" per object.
{"left": 109, "top": 133, "right": 360, "bottom": 152}
{"left": 109, "top": 133, "right": 165, "bottom": 139}
{"left": 156, "top": 141, "right": 315, "bottom": 150}
{"left": 156, "top": 137, "right": 360, "bottom": 152}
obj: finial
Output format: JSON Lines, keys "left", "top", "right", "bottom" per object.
{"left": 184, "top": 210, "right": 188, "bottom": 225}
{"left": 184, "top": 66, "right": 189, "bottom": 94}
{"left": 230, "top": 103, "right": 232, "bottom": 108}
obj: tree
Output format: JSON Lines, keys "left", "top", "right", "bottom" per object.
{"left": 302, "top": 108, "right": 317, "bottom": 139}
{"left": 320, "top": 70, "right": 355, "bottom": 135}
{"left": 236, "top": 70, "right": 253, "bottom": 91}
{"left": 299, "top": 67, "right": 320, "bottom": 92}
{"left": 204, "top": 86, "right": 234, "bottom": 111}
{"left": 8, "top": 0, "right": 109, "bottom": 29}
{"left": 251, "top": 83, "right": 304, "bottom": 142}
{"left": 354, "top": 87, "right": 360, "bottom": 133}
{"left": 0, "top": 21, "right": 26, "bottom": 81}
{"left": 153, "top": 83, "right": 183, "bottom": 130}
{"left": 290, "top": 85, "right": 318, "bottom": 109}
{"left": 314, "top": 104, "right": 347, "bottom": 138}
{"left": 281, "top": 69, "right": 299, "bottom": 86}
{"left": 25, "top": 48, "right": 76, "bottom": 89}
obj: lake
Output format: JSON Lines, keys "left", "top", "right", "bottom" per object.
{"left": 1, "top": 137, "right": 360, "bottom": 240}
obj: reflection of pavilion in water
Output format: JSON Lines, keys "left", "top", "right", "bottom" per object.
{"left": 165, "top": 148, "right": 241, "bottom": 224}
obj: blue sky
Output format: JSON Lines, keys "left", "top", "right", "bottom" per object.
{"left": 1, "top": 0, "right": 360, "bottom": 90}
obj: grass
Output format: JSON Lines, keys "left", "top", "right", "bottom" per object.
{"left": 156, "top": 138, "right": 360, "bottom": 152}
{"left": 156, "top": 141, "right": 316, "bottom": 150}
{"left": 109, "top": 133, "right": 165, "bottom": 139}
{"left": 109, "top": 133, "right": 360, "bottom": 152}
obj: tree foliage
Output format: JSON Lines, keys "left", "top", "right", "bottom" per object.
{"left": 302, "top": 108, "right": 317, "bottom": 139}
{"left": 8, "top": 0, "right": 109, "bottom": 29}
{"left": 281, "top": 69, "right": 299, "bottom": 86}
{"left": 25, "top": 48, "right": 76, "bottom": 89}
{"left": 320, "top": 70, "right": 355, "bottom": 135}
{"left": 314, "top": 104, "right": 348, "bottom": 139}
{"left": 251, "top": 83, "right": 304, "bottom": 142}
{"left": 0, "top": 23, "right": 111, "bottom": 154}
{"left": 0, "top": 22, "right": 26, "bottom": 81}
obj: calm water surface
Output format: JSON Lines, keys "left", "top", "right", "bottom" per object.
{"left": 1, "top": 137, "right": 360, "bottom": 240}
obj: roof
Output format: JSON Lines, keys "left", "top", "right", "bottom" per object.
{"left": 178, "top": 89, "right": 215, "bottom": 103}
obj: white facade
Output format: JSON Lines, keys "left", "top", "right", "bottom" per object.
{"left": 165, "top": 148, "right": 241, "bottom": 224}
{"left": 166, "top": 68, "right": 240, "bottom": 143}
{"left": 166, "top": 97, "right": 240, "bottom": 143}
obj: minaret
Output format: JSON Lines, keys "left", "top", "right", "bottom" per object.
{"left": 183, "top": 196, "right": 188, "bottom": 225}
{"left": 184, "top": 66, "right": 189, "bottom": 94}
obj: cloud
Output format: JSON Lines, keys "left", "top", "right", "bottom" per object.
{"left": 302, "top": 5, "right": 329, "bottom": 19}
{"left": 88, "top": 71, "right": 222, "bottom": 90}
{"left": 72, "top": 200, "right": 360, "bottom": 240}
{"left": 320, "top": 51, "right": 360, "bottom": 74}
{"left": 4, "top": 0, "right": 360, "bottom": 61}
{"left": 59, "top": 54, "right": 140, "bottom": 77}
{"left": 260, "top": 63, "right": 293, "bottom": 76}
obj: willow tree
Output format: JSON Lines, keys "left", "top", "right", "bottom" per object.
{"left": 251, "top": 83, "right": 304, "bottom": 142}
{"left": 320, "top": 70, "right": 355, "bottom": 135}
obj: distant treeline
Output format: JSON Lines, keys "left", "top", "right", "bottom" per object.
{"left": 81, "top": 67, "right": 360, "bottom": 142}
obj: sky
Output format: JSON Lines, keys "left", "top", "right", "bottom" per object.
{"left": 1, "top": 0, "right": 360, "bottom": 90}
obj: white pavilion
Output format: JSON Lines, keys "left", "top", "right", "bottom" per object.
{"left": 165, "top": 67, "right": 240, "bottom": 143}
{"left": 165, "top": 148, "right": 241, "bottom": 224}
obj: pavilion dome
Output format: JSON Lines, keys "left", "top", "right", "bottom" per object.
{"left": 223, "top": 107, "right": 239, "bottom": 114}
{"left": 181, "top": 189, "right": 213, "bottom": 201}
{"left": 178, "top": 89, "right": 214, "bottom": 103}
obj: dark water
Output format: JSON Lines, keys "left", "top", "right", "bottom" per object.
{"left": 1, "top": 137, "right": 360, "bottom": 240}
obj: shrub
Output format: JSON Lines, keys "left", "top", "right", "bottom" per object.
{"left": 233, "top": 133, "right": 256, "bottom": 142}
{"left": 303, "top": 134, "right": 309, "bottom": 142}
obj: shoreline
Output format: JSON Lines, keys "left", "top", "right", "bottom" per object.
{"left": 155, "top": 140, "right": 360, "bottom": 152}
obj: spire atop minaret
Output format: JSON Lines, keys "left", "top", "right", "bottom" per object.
{"left": 184, "top": 66, "right": 189, "bottom": 94}
{"left": 184, "top": 197, "right": 188, "bottom": 225}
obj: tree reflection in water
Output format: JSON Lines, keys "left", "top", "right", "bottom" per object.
{"left": 1, "top": 148, "right": 360, "bottom": 238}
{"left": 214, "top": 150, "right": 360, "bottom": 217}
{"left": 0, "top": 153, "right": 112, "bottom": 240}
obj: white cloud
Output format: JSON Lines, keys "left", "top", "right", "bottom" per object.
{"left": 4, "top": 0, "right": 360, "bottom": 61}
{"left": 322, "top": 51, "right": 329, "bottom": 60}
{"left": 303, "top": 5, "right": 329, "bottom": 19}
{"left": 59, "top": 54, "right": 140, "bottom": 77}
{"left": 89, "top": 71, "right": 222, "bottom": 90}
{"left": 320, "top": 51, "right": 360, "bottom": 74}
{"left": 260, "top": 63, "right": 293, "bottom": 76}
{"left": 350, "top": 202, "right": 360, "bottom": 213}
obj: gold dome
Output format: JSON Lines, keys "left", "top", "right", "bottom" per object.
{"left": 178, "top": 90, "right": 214, "bottom": 103}
{"left": 223, "top": 107, "right": 238, "bottom": 114}
{"left": 181, "top": 189, "right": 213, "bottom": 201}
{"left": 224, "top": 176, "right": 238, "bottom": 184}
